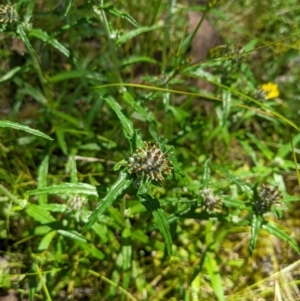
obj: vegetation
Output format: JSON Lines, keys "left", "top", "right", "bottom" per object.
{"left": 0, "top": 0, "right": 299, "bottom": 300}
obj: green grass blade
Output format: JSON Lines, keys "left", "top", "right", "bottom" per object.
{"left": 82, "top": 171, "right": 133, "bottom": 232}
{"left": 0, "top": 121, "right": 53, "bottom": 140}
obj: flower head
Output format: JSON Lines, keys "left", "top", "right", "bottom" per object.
{"left": 127, "top": 141, "right": 173, "bottom": 182}
{"left": 257, "top": 82, "right": 280, "bottom": 100}
{"left": 253, "top": 183, "right": 282, "bottom": 215}
{"left": 200, "top": 187, "right": 222, "bottom": 212}
{"left": 0, "top": 4, "right": 18, "bottom": 24}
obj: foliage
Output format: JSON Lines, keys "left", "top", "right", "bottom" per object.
{"left": 0, "top": 0, "right": 299, "bottom": 300}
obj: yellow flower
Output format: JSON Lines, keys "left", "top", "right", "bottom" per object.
{"left": 259, "top": 82, "right": 280, "bottom": 99}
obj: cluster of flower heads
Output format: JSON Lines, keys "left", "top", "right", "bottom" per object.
{"left": 127, "top": 141, "right": 173, "bottom": 182}
{"left": 200, "top": 187, "right": 222, "bottom": 212}
{"left": 254, "top": 183, "right": 282, "bottom": 215}
{"left": 0, "top": 4, "right": 18, "bottom": 24}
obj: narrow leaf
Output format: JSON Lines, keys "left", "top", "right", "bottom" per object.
{"left": 0, "top": 121, "right": 53, "bottom": 140}
{"left": 140, "top": 194, "right": 173, "bottom": 256}
{"left": 102, "top": 95, "right": 134, "bottom": 141}
{"left": 29, "top": 28, "right": 70, "bottom": 57}
{"left": 82, "top": 171, "right": 133, "bottom": 232}
{"left": 262, "top": 222, "right": 299, "bottom": 253}
{"left": 26, "top": 183, "right": 98, "bottom": 197}
{"left": 249, "top": 213, "right": 263, "bottom": 255}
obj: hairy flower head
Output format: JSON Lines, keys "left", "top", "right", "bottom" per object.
{"left": 254, "top": 183, "right": 282, "bottom": 215}
{"left": 128, "top": 142, "right": 173, "bottom": 182}
{"left": 200, "top": 187, "right": 222, "bottom": 212}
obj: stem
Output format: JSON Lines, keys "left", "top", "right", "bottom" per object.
{"left": 94, "top": 1, "right": 125, "bottom": 92}
{"left": 162, "top": 0, "right": 176, "bottom": 73}
{"left": 0, "top": 184, "right": 20, "bottom": 204}
{"left": 88, "top": 269, "right": 138, "bottom": 301}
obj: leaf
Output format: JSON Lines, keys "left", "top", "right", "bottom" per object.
{"left": 29, "top": 28, "right": 70, "bottom": 57}
{"left": 122, "top": 228, "right": 132, "bottom": 271}
{"left": 249, "top": 213, "right": 263, "bottom": 255}
{"left": 38, "top": 230, "right": 57, "bottom": 251}
{"left": 26, "top": 183, "right": 98, "bottom": 197}
{"left": 202, "top": 157, "right": 211, "bottom": 187}
{"left": 122, "top": 92, "right": 155, "bottom": 123}
{"left": 98, "top": 4, "right": 137, "bottom": 27}
{"left": 82, "top": 171, "right": 133, "bottom": 232}
{"left": 140, "top": 194, "right": 173, "bottom": 256}
{"left": 0, "top": 67, "right": 21, "bottom": 82}
{"left": 64, "top": 0, "right": 75, "bottom": 16}
{"left": 37, "top": 155, "right": 49, "bottom": 204}
{"left": 116, "top": 24, "right": 162, "bottom": 46}
{"left": 247, "top": 133, "right": 273, "bottom": 161}
{"left": 102, "top": 94, "right": 134, "bottom": 141}
{"left": 262, "top": 222, "right": 299, "bottom": 253}
{"left": 19, "top": 83, "right": 48, "bottom": 105}
{"left": 216, "top": 166, "right": 253, "bottom": 192}
{"left": 26, "top": 204, "right": 56, "bottom": 224}
{"left": 204, "top": 252, "right": 225, "bottom": 301}
{"left": 48, "top": 70, "right": 88, "bottom": 82}
{"left": 0, "top": 121, "right": 53, "bottom": 140}
{"left": 58, "top": 229, "right": 105, "bottom": 260}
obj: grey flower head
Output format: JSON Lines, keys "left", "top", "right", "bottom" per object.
{"left": 0, "top": 4, "right": 18, "bottom": 24}
{"left": 128, "top": 141, "right": 173, "bottom": 182}
{"left": 200, "top": 187, "right": 222, "bottom": 212}
{"left": 254, "top": 183, "right": 282, "bottom": 215}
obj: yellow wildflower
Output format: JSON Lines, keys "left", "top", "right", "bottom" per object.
{"left": 259, "top": 82, "right": 280, "bottom": 99}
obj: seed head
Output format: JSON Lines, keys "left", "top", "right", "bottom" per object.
{"left": 254, "top": 183, "right": 282, "bottom": 215}
{"left": 128, "top": 141, "right": 173, "bottom": 182}
{"left": 0, "top": 4, "right": 18, "bottom": 24}
{"left": 200, "top": 187, "right": 222, "bottom": 212}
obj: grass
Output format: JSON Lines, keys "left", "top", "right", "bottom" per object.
{"left": 0, "top": 0, "right": 300, "bottom": 300}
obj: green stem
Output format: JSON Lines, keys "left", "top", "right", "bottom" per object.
{"left": 94, "top": 1, "right": 125, "bottom": 92}
{"left": 0, "top": 184, "right": 20, "bottom": 204}
{"left": 88, "top": 269, "right": 138, "bottom": 301}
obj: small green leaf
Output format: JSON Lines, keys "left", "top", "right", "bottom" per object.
{"left": 102, "top": 95, "right": 134, "bottom": 141}
{"left": 38, "top": 230, "right": 57, "bottom": 251}
{"left": 26, "top": 204, "right": 56, "bottom": 224}
{"left": 202, "top": 157, "right": 211, "bottom": 187}
{"left": 96, "top": 4, "right": 137, "bottom": 27}
{"left": 0, "top": 121, "right": 53, "bottom": 140}
{"left": 82, "top": 171, "right": 133, "bottom": 232}
{"left": 249, "top": 213, "right": 263, "bottom": 255}
{"left": 122, "top": 92, "right": 155, "bottom": 123}
{"left": 29, "top": 28, "right": 70, "bottom": 57}
{"left": 122, "top": 228, "right": 132, "bottom": 271}
{"left": 116, "top": 24, "right": 162, "bottom": 46}
{"left": 37, "top": 155, "right": 49, "bottom": 204}
{"left": 0, "top": 67, "right": 21, "bottom": 82}
{"left": 26, "top": 183, "right": 98, "bottom": 197}
{"left": 216, "top": 166, "right": 253, "bottom": 192}
{"left": 140, "top": 194, "right": 173, "bottom": 256}
{"left": 48, "top": 70, "right": 89, "bottom": 83}
{"left": 204, "top": 252, "right": 225, "bottom": 301}
{"left": 262, "top": 222, "right": 299, "bottom": 253}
